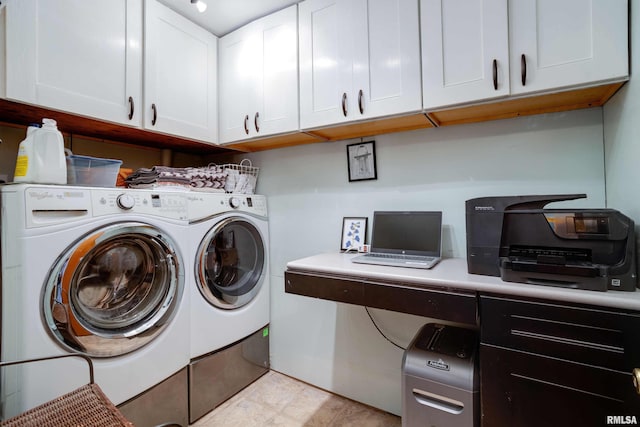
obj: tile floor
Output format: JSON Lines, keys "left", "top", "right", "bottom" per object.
{"left": 191, "top": 370, "right": 402, "bottom": 427}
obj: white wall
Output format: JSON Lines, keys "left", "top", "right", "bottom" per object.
{"left": 242, "top": 108, "right": 606, "bottom": 415}
{"left": 604, "top": 3, "right": 640, "bottom": 221}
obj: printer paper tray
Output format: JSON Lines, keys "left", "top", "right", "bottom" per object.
{"left": 499, "top": 258, "right": 608, "bottom": 292}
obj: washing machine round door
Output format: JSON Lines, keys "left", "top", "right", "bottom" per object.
{"left": 196, "top": 217, "right": 265, "bottom": 309}
{"left": 42, "top": 222, "right": 184, "bottom": 357}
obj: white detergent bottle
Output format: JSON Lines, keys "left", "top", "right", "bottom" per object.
{"left": 13, "top": 123, "right": 41, "bottom": 183}
{"left": 14, "top": 119, "right": 67, "bottom": 184}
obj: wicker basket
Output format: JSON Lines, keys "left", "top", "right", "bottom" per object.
{"left": 0, "top": 354, "right": 133, "bottom": 427}
{"left": 222, "top": 159, "right": 259, "bottom": 194}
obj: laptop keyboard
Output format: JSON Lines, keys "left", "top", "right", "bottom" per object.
{"left": 364, "top": 253, "right": 435, "bottom": 262}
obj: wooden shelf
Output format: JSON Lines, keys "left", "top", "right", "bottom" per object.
{"left": 427, "top": 82, "right": 624, "bottom": 127}
{"left": 223, "top": 131, "right": 327, "bottom": 152}
{"left": 225, "top": 83, "right": 625, "bottom": 152}
{"left": 0, "top": 81, "right": 627, "bottom": 154}
{"left": 0, "top": 98, "right": 234, "bottom": 154}
{"left": 225, "top": 112, "right": 435, "bottom": 152}
{"left": 306, "top": 112, "right": 435, "bottom": 141}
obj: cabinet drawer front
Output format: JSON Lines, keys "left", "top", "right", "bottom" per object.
{"left": 363, "top": 280, "right": 477, "bottom": 325}
{"left": 285, "top": 271, "right": 477, "bottom": 323}
{"left": 481, "top": 344, "right": 639, "bottom": 427}
{"left": 285, "top": 271, "right": 364, "bottom": 305}
{"left": 480, "top": 295, "right": 640, "bottom": 371}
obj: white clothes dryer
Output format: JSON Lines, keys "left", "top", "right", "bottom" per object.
{"left": 0, "top": 184, "right": 190, "bottom": 419}
{"left": 187, "top": 193, "right": 269, "bottom": 359}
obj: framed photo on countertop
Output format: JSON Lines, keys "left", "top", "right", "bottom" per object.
{"left": 347, "top": 141, "right": 377, "bottom": 182}
{"left": 340, "top": 217, "right": 368, "bottom": 251}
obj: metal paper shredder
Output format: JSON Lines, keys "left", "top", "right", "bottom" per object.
{"left": 402, "top": 323, "right": 479, "bottom": 427}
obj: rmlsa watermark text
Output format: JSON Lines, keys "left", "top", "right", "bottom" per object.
{"left": 607, "top": 415, "right": 638, "bottom": 425}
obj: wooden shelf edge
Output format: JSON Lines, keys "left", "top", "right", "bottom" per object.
{"left": 427, "top": 82, "right": 626, "bottom": 127}
{"left": 225, "top": 113, "right": 434, "bottom": 152}
{"left": 223, "top": 131, "right": 328, "bottom": 152}
{"left": 305, "top": 112, "right": 434, "bottom": 141}
{"left": 0, "top": 81, "right": 627, "bottom": 155}
{"left": 0, "top": 98, "right": 235, "bottom": 154}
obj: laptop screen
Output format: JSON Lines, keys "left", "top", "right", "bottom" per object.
{"left": 371, "top": 211, "right": 442, "bottom": 256}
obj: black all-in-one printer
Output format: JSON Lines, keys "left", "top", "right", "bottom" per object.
{"left": 466, "top": 194, "right": 637, "bottom": 292}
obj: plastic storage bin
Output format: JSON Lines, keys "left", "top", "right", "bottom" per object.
{"left": 67, "top": 155, "right": 123, "bottom": 187}
{"left": 402, "top": 323, "right": 479, "bottom": 427}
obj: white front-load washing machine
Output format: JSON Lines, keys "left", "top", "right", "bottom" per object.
{"left": 0, "top": 184, "right": 190, "bottom": 422}
{"left": 188, "top": 192, "right": 269, "bottom": 357}
{"left": 187, "top": 192, "right": 270, "bottom": 423}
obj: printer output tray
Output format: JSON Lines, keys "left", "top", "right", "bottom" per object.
{"left": 500, "top": 258, "right": 609, "bottom": 292}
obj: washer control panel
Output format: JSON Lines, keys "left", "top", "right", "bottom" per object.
{"left": 22, "top": 185, "right": 190, "bottom": 228}
{"left": 93, "top": 189, "right": 188, "bottom": 220}
{"left": 116, "top": 193, "right": 136, "bottom": 210}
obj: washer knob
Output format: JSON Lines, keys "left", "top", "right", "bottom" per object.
{"left": 229, "top": 197, "right": 242, "bottom": 208}
{"left": 117, "top": 194, "right": 135, "bottom": 210}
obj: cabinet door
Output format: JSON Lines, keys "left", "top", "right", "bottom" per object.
{"left": 299, "top": 0, "right": 354, "bottom": 129}
{"left": 0, "top": 2, "right": 6, "bottom": 99}
{"left": 257, "top": 5, "right": 299, "bottom": 138}
{"left": 5, "top": 0, "right": 142, "bottom": 126}
{"left": 362, "top": 0, "right": 422, "bottom": 118}
{"left": 480, "top": 295, "right": 640, "bottom": 426}
{"left": 481, "top": 344, "right": 639, "bottom": 427}
{"left": 220, "top": 5, "right": 298, "bottom": 144}
{"left": 421, "top": 0, "right": 508, "bottom": 109}
{"left": 218, "top": 24, "right": 261, "bottom": 143}
{"left": 145, "top": 0, "right": 217, "bottom": 143}
{"left": 509, "top": 0, "right": 628, "bottom": 95}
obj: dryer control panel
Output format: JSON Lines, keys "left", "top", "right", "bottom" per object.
{"left": 187, "top": 193, "right": 268, "bottom": 222}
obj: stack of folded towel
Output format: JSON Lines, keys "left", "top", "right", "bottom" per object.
{"left": 125, "top": 165, "right": 227, "bottom": 191}
{"left": 187, "top": 165, "right": 227, "bottom": 190}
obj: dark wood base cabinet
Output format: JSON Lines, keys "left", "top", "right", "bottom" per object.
{"left": 285, "top": 270, "right": 478, "bottom": 325}
{"left": 480, "top": 295, "right": 640, "bottom": 427}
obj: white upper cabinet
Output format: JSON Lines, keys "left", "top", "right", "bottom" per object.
{"left": 5, "top": 0, "right": 143, "bottom": 126}
{"left": 219, "top": 27, "right": 258, "bottom": 143}
{"left": 421, "top": 0, "right": 509, "bottom": 109}
{"left": 298, "top": 0, "right": 351, "bottom": 129}
{"left": 299, "top": 0, "right": 421, "bottom": 130}
{"left": 218, "top": 5, "right": 298, "bottom": 144}
{"left": 422, "top": 0, "right": 628, "bottom": 110}
{"left": 145, "top": 0, "right": 218, "bottom": 143}
{"left": 509, "top": 0, "right": 628, "bottom": 95}
{"left": 0, "top": 2, "right": 7, "bottom": 99}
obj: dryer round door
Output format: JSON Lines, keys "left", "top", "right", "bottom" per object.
{"left": 196, "top": 217, "right": 266, "bottom": 309}
{"left": 42, "top": 222, "right": 184, "bottom": 357}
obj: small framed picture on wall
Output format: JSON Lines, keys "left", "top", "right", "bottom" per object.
{"left": 340, "top": 217, "right": 368, "bottom": 251}
{"left": 346, "top": 141, "right": 377, "bottom": 182}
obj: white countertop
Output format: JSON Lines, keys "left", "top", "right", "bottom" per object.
{"left": 286, "top": 253, "right": 640, "bottom": 312}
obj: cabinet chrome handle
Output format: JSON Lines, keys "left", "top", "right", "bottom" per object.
{"left": 341, "top": 92, "right": 348, "bottom": 117}
{"left": 358, "top": 89, "right": 364, "bottom": 114}
{"left": 151, "top": 103, "right": 157, "bottom": 126}
{"left": 244, "top": 115, "right": 249, "bottom": 134}
{"left": 633, "top": 368, "right": 640, "bottom": 394}
{"left": 128, "top": 96, "right": 134, "bottom": 120}
{"left": 492, "top": 59, "right": 498, "bottom": 91}
{"left": 254, "top": 112, "right": 260, "bottom": 133}
{"left": 521, "top": 54, "right": 527, "bottom": 86}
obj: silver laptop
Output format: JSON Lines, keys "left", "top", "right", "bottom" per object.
{"left": 352, "top": 211, "right": 442, "bottom": 269}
